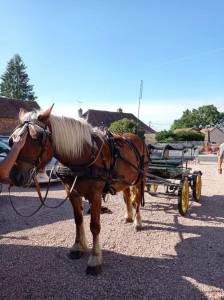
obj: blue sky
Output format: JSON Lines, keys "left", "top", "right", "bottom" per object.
{"left": 0, "top": 0, "right": 224, "bottom": 130}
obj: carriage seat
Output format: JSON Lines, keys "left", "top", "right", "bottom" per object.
{"left": 150, "top": 158, "right": 183, "bottom": 167}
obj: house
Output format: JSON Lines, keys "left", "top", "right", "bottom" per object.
{"left": 200, "top": 127, "right": 224, "bottom": 144}
{"left": 0, "top": 96, "right": 40, "bottom": 135}
{"left": 80, "top": 108, "right": 156, "bottom": 143}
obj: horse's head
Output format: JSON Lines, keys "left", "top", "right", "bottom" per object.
{"left": 9, "top": 105, "right": 54, "bottom": 186}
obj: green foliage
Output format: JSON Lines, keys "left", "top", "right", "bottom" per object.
{"left": 109, "top": 118, "right": 145, "bottom": 140}
{"left": 219, "top": 112, "right": 224, "bottom": 124}
{"left": 156, "top": 130, "right": 174, "bottom": 142}
{"left": 0, "top": 54, "right": 36, "bottom": 100}
{"left": 156, "top": 130, "right": 204, "bottom": 142}
{"left": 171, "top": 105, "right": 222, "bottom": 130}
{"left": 174, "top": 131, "right": 204, "bottom": 141}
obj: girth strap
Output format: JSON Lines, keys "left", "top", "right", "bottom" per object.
{"left": 55, "top": 165, "right": 122, "bottom": 182}
{"left": 121, "top": 137, "right": 145, "bottom": 185}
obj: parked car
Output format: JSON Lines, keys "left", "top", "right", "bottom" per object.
{"left": 37, "top": 157, "right": 59, "bottom": 183}
{"left": 0, "top": 139, "right": 10, "bottom": 160}
{"left": 0, "top": 137, "right": 59, "bottom": 184}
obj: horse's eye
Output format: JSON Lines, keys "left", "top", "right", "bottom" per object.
{"left": 9, "top": 137, "right": 13, "bottom": 147}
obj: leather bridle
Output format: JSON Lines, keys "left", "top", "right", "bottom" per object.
{"left": 9, "top": 120, "right": 52, "bottom": 180}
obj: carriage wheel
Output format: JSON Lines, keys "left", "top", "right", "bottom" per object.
{"left": 151, "top": 184, "right": 158, "bottom": 192}
{"left": 178, "top": 178, "right": 190, "bottom": 216}
{"left": 192, "top": 174, "right": 202, "bottom": 202}
{"left": 147, "top": 184, "right": 158, "bottom": 193}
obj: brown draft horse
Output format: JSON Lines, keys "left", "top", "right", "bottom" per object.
{"left": 9, "top": 105, "right": 148, "bottom": 275}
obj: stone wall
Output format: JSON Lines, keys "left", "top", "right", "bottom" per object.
{"left": 144, "top": 133, "right": 156, "bottom": 144}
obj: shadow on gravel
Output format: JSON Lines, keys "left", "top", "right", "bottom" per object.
{"left": 142, "top": 200, "right": 178, "bottom": 214}
{"left": 0, "top": 241, "right": 214, "bottom": 300}
{"left": 1, "top": 189, "right": 224, "bottom": 298}
{"left": 0, "top": 186, "right": 110, "bottom": 236}
{"left": 0, "top": 194, "right": 74, "bottom": 236}
{"left": 188, "top": 195, "right": 224, "bottom": 223}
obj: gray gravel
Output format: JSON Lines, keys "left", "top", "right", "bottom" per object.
{"left": 1, "top": 163, "right": 224, "bottom": 299}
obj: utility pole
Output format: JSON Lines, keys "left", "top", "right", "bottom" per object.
{"left": 137, "top": 80, "right": 143, "bottom": 133}
{"left": 76, "top": 99, "right": 83, "bottom": 108}
{"left": 76, "top": 99, "right": 83, "bottom": 118}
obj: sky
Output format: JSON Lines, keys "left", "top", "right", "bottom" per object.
{"left": 0, "top": 0, "right": 224, "bottom": 131}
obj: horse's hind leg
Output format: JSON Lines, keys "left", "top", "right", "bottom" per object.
{"left": 69, "top": 194, "right": 88, "bottom": 259}
{"left": 123, "top": 187, "right": 134, "bottom": 223}
{"left": 132, "top": 183, "right": 143, "bottom": 231}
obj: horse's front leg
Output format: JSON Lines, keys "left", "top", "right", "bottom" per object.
{"left": 133, "top": 182, "right": 143, "bottom": 231}
{"left": 86, "top": 192, "right": 102, "bottom": 275}
{"left": 68, "top": 193, "right": 88, "bottom": 259}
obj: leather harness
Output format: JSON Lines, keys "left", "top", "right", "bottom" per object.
{"left": 11, "top": 120, "right": 147, "bottom": 204}
{"left": 56, "top": 131, "right": 146, "bottom": 197}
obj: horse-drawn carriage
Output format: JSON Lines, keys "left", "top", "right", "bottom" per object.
{"left": 8, "top": 105, "right": 203, "bottom": 275}
{"left": 146, "top": 143, "right": 202, "bottom": 215}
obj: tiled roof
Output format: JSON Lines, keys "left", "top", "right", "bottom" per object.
{"left": 0, "top": 96, "right": 40, "bottom": 118}
{"left": 82, "top": 109, "right": 156, "bottom": 134}
{"left": 0, "top": 97, "right": 40, "bottom": 135}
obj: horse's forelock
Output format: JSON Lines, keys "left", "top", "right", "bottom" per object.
{"left": 19, "top": 110, "right": 39, "bottom": 123}
{"left": 10, "top": 110, "right": 40, "bottom": 141}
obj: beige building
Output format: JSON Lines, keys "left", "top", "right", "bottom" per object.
{"left": 200, "top": 127, "right": 224, "bottom": 144}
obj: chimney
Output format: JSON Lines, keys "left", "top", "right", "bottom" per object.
{"left": 78, "top": 108, "right": 83, "bottom": 117}
{"left": 117, "top": 107, "right": 123, "bottom": 113}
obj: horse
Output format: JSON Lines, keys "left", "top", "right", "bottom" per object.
{"left": 9, "top": 105, "right": 149, "bottom": 275}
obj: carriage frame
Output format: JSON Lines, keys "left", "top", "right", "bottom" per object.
{"left": 146, "top": 143, "right": 202, "bottom": 215}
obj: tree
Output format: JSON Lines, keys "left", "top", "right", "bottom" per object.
{"left": 109, "top": 118, "right": 145, "bottom": 140}
{"left": 171, "top": 105, "right": 222, "bottom": 130}
{"left": 156, "top": 130, "right": 174, "bottom": 142}
{"left": 0, "top": 54, "right": 36, "bottom": 100}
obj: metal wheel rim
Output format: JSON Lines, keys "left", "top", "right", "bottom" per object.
{"left": 181, "top": 180, "right": 189, "bottom": 213}
{"left": 152, "top": 184, "right": 158, "bottom": 192}
{"left": 195, "top": 175, "right": 202, "bottom": 200}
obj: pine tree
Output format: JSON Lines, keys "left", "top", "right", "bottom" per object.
{"left": 0, "top": 54, "right": 36, "bottom": 100}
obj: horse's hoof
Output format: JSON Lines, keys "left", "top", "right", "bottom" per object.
{"left": 68, "top": 250, "right": 84, "bottom": 260}
{"left": 101, "top": 206, "right": 113, "bottom": 214}
{"left": 86, "top": 265, "right": 102, "bottom": 276}
{"left": 135, "top": 225, "right": 142, "bottom": 232}
{"left": 125, "top": 217, "right": 133, "bottom": 223}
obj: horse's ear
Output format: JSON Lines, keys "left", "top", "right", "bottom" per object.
{"left": 38, "top": 104, "right": 54, "bottom": 122}
{"left": 19, "top": 108, "right": 27, "bottom": 121}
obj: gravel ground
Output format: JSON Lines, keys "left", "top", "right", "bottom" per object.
{"left": 1, "top": 163, "right": 224, "bottom": 299}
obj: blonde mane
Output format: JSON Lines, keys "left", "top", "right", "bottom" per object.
{"left": 18, "top": 110, "right": 103, "bottom": 159}
{"left": 50, "top": 115, "right": 96, "bottom": 158}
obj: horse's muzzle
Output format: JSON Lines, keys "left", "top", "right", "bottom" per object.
{"left": 9, "top": 167, "right": 34, "bottom": 187}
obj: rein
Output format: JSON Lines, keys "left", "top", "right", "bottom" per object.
{"left": 8, "top": 120, "right": 74, "bottom": 217}
{"left": 8, "top": 166, "right": 77, "bottom": 217}
{"left": 8, "top": 124, "right": 105, "bottom": 217}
